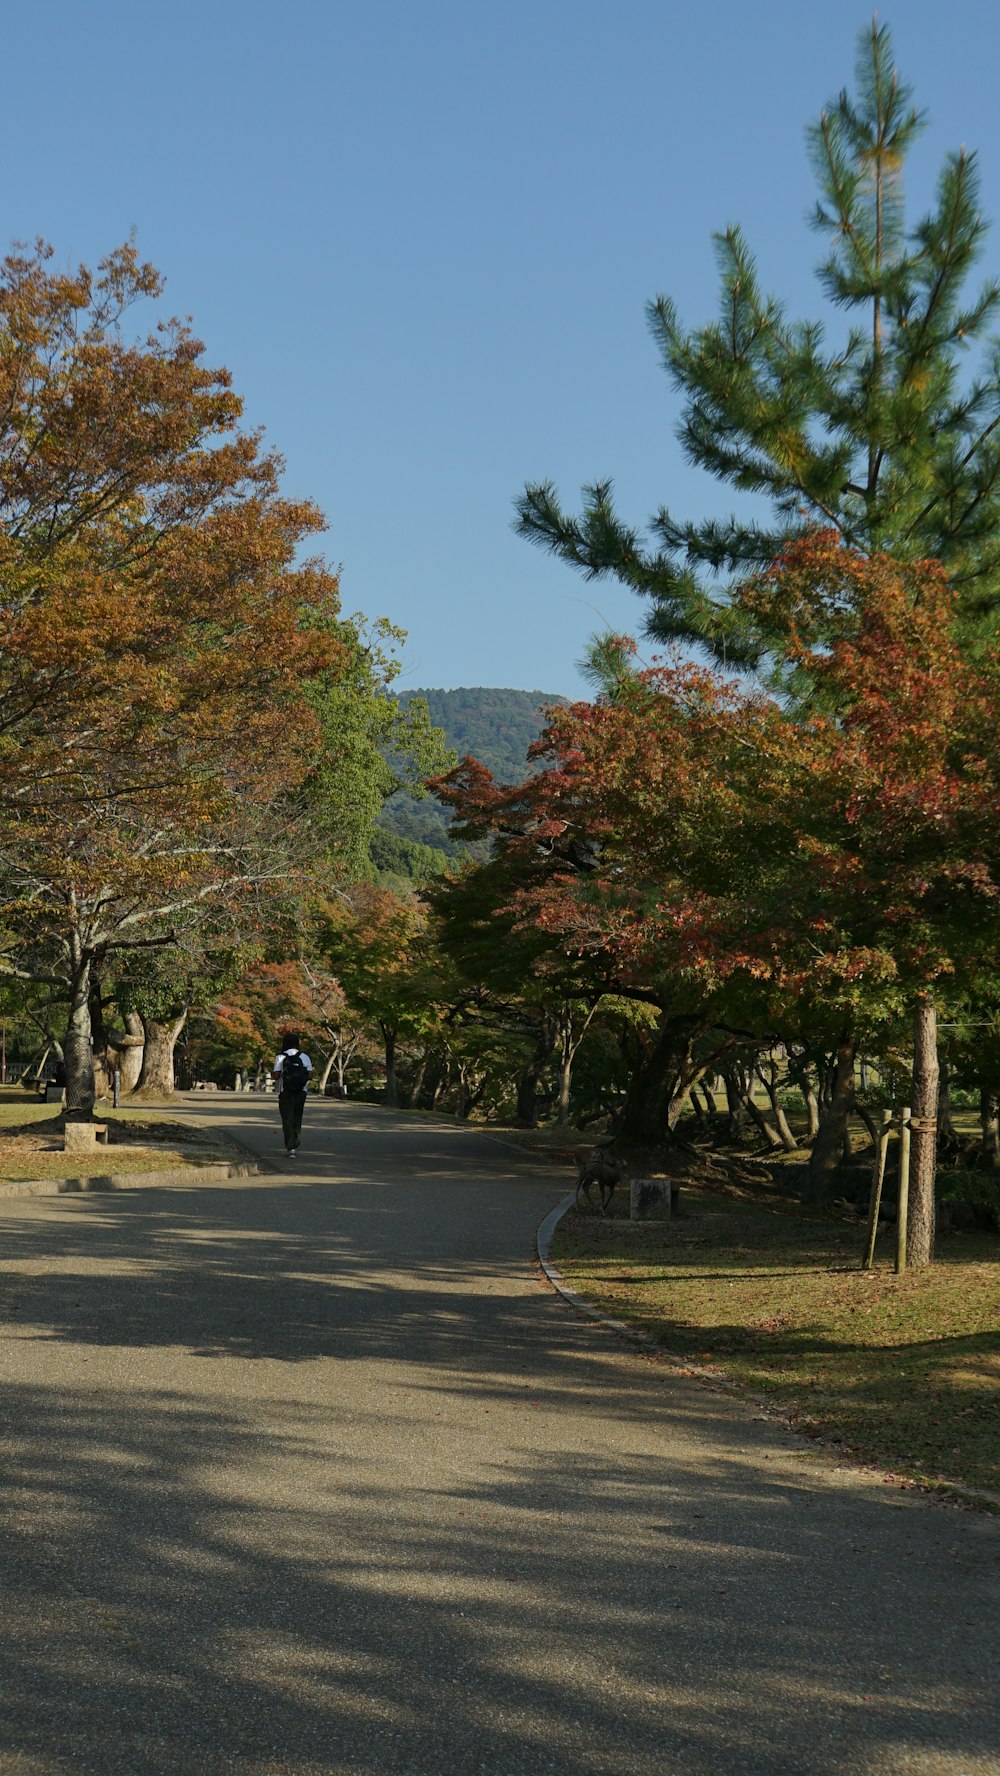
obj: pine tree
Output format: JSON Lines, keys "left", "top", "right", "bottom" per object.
{"left": 516, "top": 21, "right": 1000, "bottom": 662}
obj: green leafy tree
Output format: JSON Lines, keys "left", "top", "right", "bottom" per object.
{"left": 303, "top": 617, "right": 454, "bottom": 880}
{"left": 318, "top": 885, "right": 441, "bottom": 1106}
{"left": 109, "top": 935, "right": 251, "bottom": 1096}
{"left": 430, "top": 854, "right": 617, "bottom": 1127}
{"left": 517, "top": 21, "right": 1000, "bottom": 660}
{"left": 191, "top": 957, "right": 360, "bottom": 1092}
{"left": 437, "top": 537, "right": 1000, "bottom": 1264}
{"left": 368, "top": 827, "right": 449, "bottom": 884}
{"left": 0, "top": 241, "right": 347, "bottom": 1118}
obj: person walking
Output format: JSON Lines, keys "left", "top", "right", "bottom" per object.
{"left": 273, "top": 1031, "right": 313, "bottom": 1156}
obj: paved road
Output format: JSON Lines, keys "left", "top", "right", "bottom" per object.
{"left": 0, "top": 1097, "right": 997, "bottom": 1776}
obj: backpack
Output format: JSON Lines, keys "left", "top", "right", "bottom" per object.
{"left": 281, "top": 1051, "right": 309, "bottom": 1094}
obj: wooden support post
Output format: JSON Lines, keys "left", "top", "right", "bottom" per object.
{"left": 863, "top": 1109, "right": 893, "bottom": 1270}
{"left": 896, "top": 1107, "right": 911, "bottom": 1275}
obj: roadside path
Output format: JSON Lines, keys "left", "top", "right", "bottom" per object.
{"left": 0, "top": 1097, "right": 997, "bottom": 1775}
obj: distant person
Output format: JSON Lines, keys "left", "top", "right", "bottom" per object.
{"left": 273, "top": 1031, "right": 313, "bottom": 1157}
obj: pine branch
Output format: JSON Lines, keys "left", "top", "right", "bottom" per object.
{"left": 516, "top": 21, "right": 1000, "bottom": 647}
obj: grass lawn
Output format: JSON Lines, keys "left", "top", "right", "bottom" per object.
{"left": 0, "top": 1088, "right": 227, "bottom": 1180}
{"left": 552, "top": 1185, "right": 1000, "bottom": 1497}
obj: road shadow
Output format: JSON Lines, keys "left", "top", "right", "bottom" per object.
{"left": 1, "top": 1101, "right": 998, "bottom": 1773}
{"left": 2, "top": 1377, "right": 999, "bottom": 1776}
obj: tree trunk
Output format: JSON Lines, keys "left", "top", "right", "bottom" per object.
{"left": 88, "top": 976, "right": 114, "bottom": 1102}
{"left": 758, "top": 1061, "right": 799, "bottom": 1151}
{"left": 64, "top": 956, "right": 96, "bottom": 1121}
{"left": 665, "top": 1047, "right": 726, "bottom": 1134}
{"left": 937, "top": 1061, "right": 958, "bottom": 1155}
{"left": 515, "top": 1016, "right": 556, "bottom": 1128}
{"left": 555, "top": 1033, "right": 574, "bottom": 1127}
{"left": 723, "top": 1068, "right": 748, "bottom": 1140}
{"left": 118, "top": 1014, "right": 145, "bottom": 1092}
{"left": 907, "top": 997, "right": 938, "bottom": 1268}
{"left": 382, "top": 1025, "right": 398, "bottom": 1107}
{"left": 553, "top": 1003, "right": 599, "bottom": 1129}
{"left": 723, "top": 1060, "right": 781, "bottom": 1149}
{"left": 104, "top": 1011, "right": 144, "bottom": 1096}
{"left": 740, "top": 1079, "right": 784, "bottom": 1151}
{"left": 26, "top": 1043, "right": 53, "bottom": 1086}
{"left": 772, "top": 1100, "right": 798, "bottom": 1151}
{"left": 417, "top": 1049, "right": 447, "bottom": 1111}
{"left": 618, "top": 1020, "right": 684, "bottom": 1146}
{"left": 455, "top": 1074, "right": 471, "bottom": 1119}
{"left": 802, "top": 1073, "right": 821, "bottom": 1143}
{"left": 855, "top": 1103, "right": 880, "bottom": 1150}
{"left": 818, "top": 1059, "right": 835, "bottom": 1115}
{"left": 405, "top": 1051, "right": 428, "bottom": 1110}
{"left": 980, "top": 1084, "right": 1000, "bottom": 1167}
{"left": 688, "top": 1087, "right": 708, "bottom": 1123}
{"left": 803, "top": 1034, "right": 856, "bottom": 1207}
{"left": 323, "top": 1032, "right": 360, "bottom": 1098}
{"left": 92, "top": 1049, "right": 114, "bottom": 1103}
{"left": 455, "top": 1064, "right": 487, "bottom": 1120}
{"left": 134, "top": 1010, "right": 188, "bottom": 1095}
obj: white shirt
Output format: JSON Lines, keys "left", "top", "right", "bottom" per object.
{"left": 273, "top": 1049, "right": 313, "bottom": 1093}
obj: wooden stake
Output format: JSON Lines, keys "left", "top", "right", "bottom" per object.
{"left": 896, "top": 1107, "right": 911, "bottom": 1275}
{"left": 863, "top": 1109, "right": 893, "bottom": 1270}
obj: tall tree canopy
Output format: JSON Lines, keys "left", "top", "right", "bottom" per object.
{"left": 516, "top": 22, "right": 1000, "bottom": 662}
{"left": 0, "top": 241, "right": 346, "bottom": 1112}
{"left": 436, "top": 537, "right": 1000, "bottom": 1241}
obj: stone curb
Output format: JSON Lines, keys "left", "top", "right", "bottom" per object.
{"left": 0, "top": 1156, "right": 268, "bottom": 1199}
{"left": 535, "top": 1193, "right": 665, "bottom": 1348}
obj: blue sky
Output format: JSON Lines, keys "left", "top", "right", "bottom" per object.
{"left": 5, "top": 0, "right": 1000, "bottom": 694}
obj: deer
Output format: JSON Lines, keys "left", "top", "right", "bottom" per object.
{"left": 573, "top": 1145, "right": 624, "bottom": 1215}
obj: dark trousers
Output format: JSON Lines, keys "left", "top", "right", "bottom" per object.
{"left": 279, "top": 1088, "right": 307, "bottom": 1149}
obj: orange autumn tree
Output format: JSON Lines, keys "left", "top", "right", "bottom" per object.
{"left": 318, "top": 885, "right": 439, "bottom": 1106}
{"left": 435, "top": 660, "right": 791, "bottom": 1142}
{"left": 0, "top": 241, "right": 345, "bottom": 1115}
{"left": 731, "top": 536, "right": 1000, "bottom": 1251}
{"left": 205, "top": 960, "right": 363, "bottom": 1093}
{"left": 437, "top": 538, "right": 1000, "bottom": 1259}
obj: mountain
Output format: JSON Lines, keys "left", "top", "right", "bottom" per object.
{"left": 377, "top": 686, "right": 567, "bottom": 867}
{"left": 399, "top": 686, "right": 567, "bottom": 780}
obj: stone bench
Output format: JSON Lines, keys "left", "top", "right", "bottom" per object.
{"left": 62, "top": 1121, "right": 109, "bottom": 1154}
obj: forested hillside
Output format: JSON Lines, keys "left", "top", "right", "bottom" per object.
{"left": 399, "top": 688, "right": 567, "bottom": 781}
{"left": 377, "top": 686, "right": 566, "bottom": 865}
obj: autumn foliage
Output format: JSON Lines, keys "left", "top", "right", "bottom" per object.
{"left": 433, "top": 536, "right": 1000, "bottom": 1196}
{"left": 0, "top": 241, "right": 347, "bottom": 1110}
